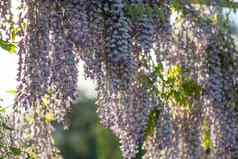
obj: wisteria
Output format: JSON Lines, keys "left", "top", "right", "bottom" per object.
{"left": 0, "top": 0, "right": 12, "bottom": 40}
{"left": 0, "top": 0, "right": 238, "bottom": 159}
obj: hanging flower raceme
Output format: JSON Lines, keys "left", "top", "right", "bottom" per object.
{"left": 200, "top": 29, "right": 238, "bottom": 158}
{"left": 0, "top": 0, "right": 12, "bottom": 40}
{"left": 12, "top": 1, "right": 63, "bottom": 158}
{"left": 0, "top": 0, "right": 237, "bottom": 159}
{"left": 48, "top": 1, "right": 78, "bottom": 126}
{"left": 144, "top": 3, "right": 238, "bottom": 159}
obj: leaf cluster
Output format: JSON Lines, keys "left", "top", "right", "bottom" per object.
{"left": 146, "top": 64, "right": 202, "bottom": 112}
{"left": 0, "top": 39, "right": 17, "bottom": 54}
{"left": 201, "top": 118, "right": 213, "bottom": 154}
{"left": 124, "top": 2, "right": 165, "bottom": 22}
{"left": 144, "top": 109, "right": 160, "bottom": 141}
{"left": 0, "top": 106, "right": 21, "bottom": 158}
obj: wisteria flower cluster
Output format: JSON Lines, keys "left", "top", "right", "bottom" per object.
{"left": 0, "top": 0, "right": 238, "bottom": 159}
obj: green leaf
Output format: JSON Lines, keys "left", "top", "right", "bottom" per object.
{"left": 44, "top": 112, "right": 55, "bottom": 124}
{"left": 144, "top": 110, "right": 160, "bottom": 140}
{"left": 171, "top": 0, "right": 183, "bottom": 12}
{"left": 5, "top": 89, "right": 17, "bottom": 96}
{"left": 154, "top": 64, "right": 163, "bottom": 75}
{"left": 10, "top": 147, "right": 21, "bottom": 156}
{"left": 201, "top": 118, "right": 213, "bottom": 152}
{"left": 0, "top": 107, "right": 5, "bottom": 112}
{"left": 10, "top": 26, "right": 22, "bottom": 41}
{"left": 136, "top": 4, "right": 145, "bottom": 18}
{"left": 2, "top": 123, "right": 14, "bottom": 131}
{"left": 145, "top": 5, "right": 153, "bottom": 17}
{"left": 0, "top": 39, "right": 17, "bottom": 54}
{"left": 156, "top": 7, "right": 165, "bottom": 22}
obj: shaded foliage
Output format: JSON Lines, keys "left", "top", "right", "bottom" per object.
{"left": 55, "top": 95, "right": 122, "bottom": 159}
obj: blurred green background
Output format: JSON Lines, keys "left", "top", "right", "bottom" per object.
{"left": 54, "top": 93, "right": 122, "bottom": 159}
